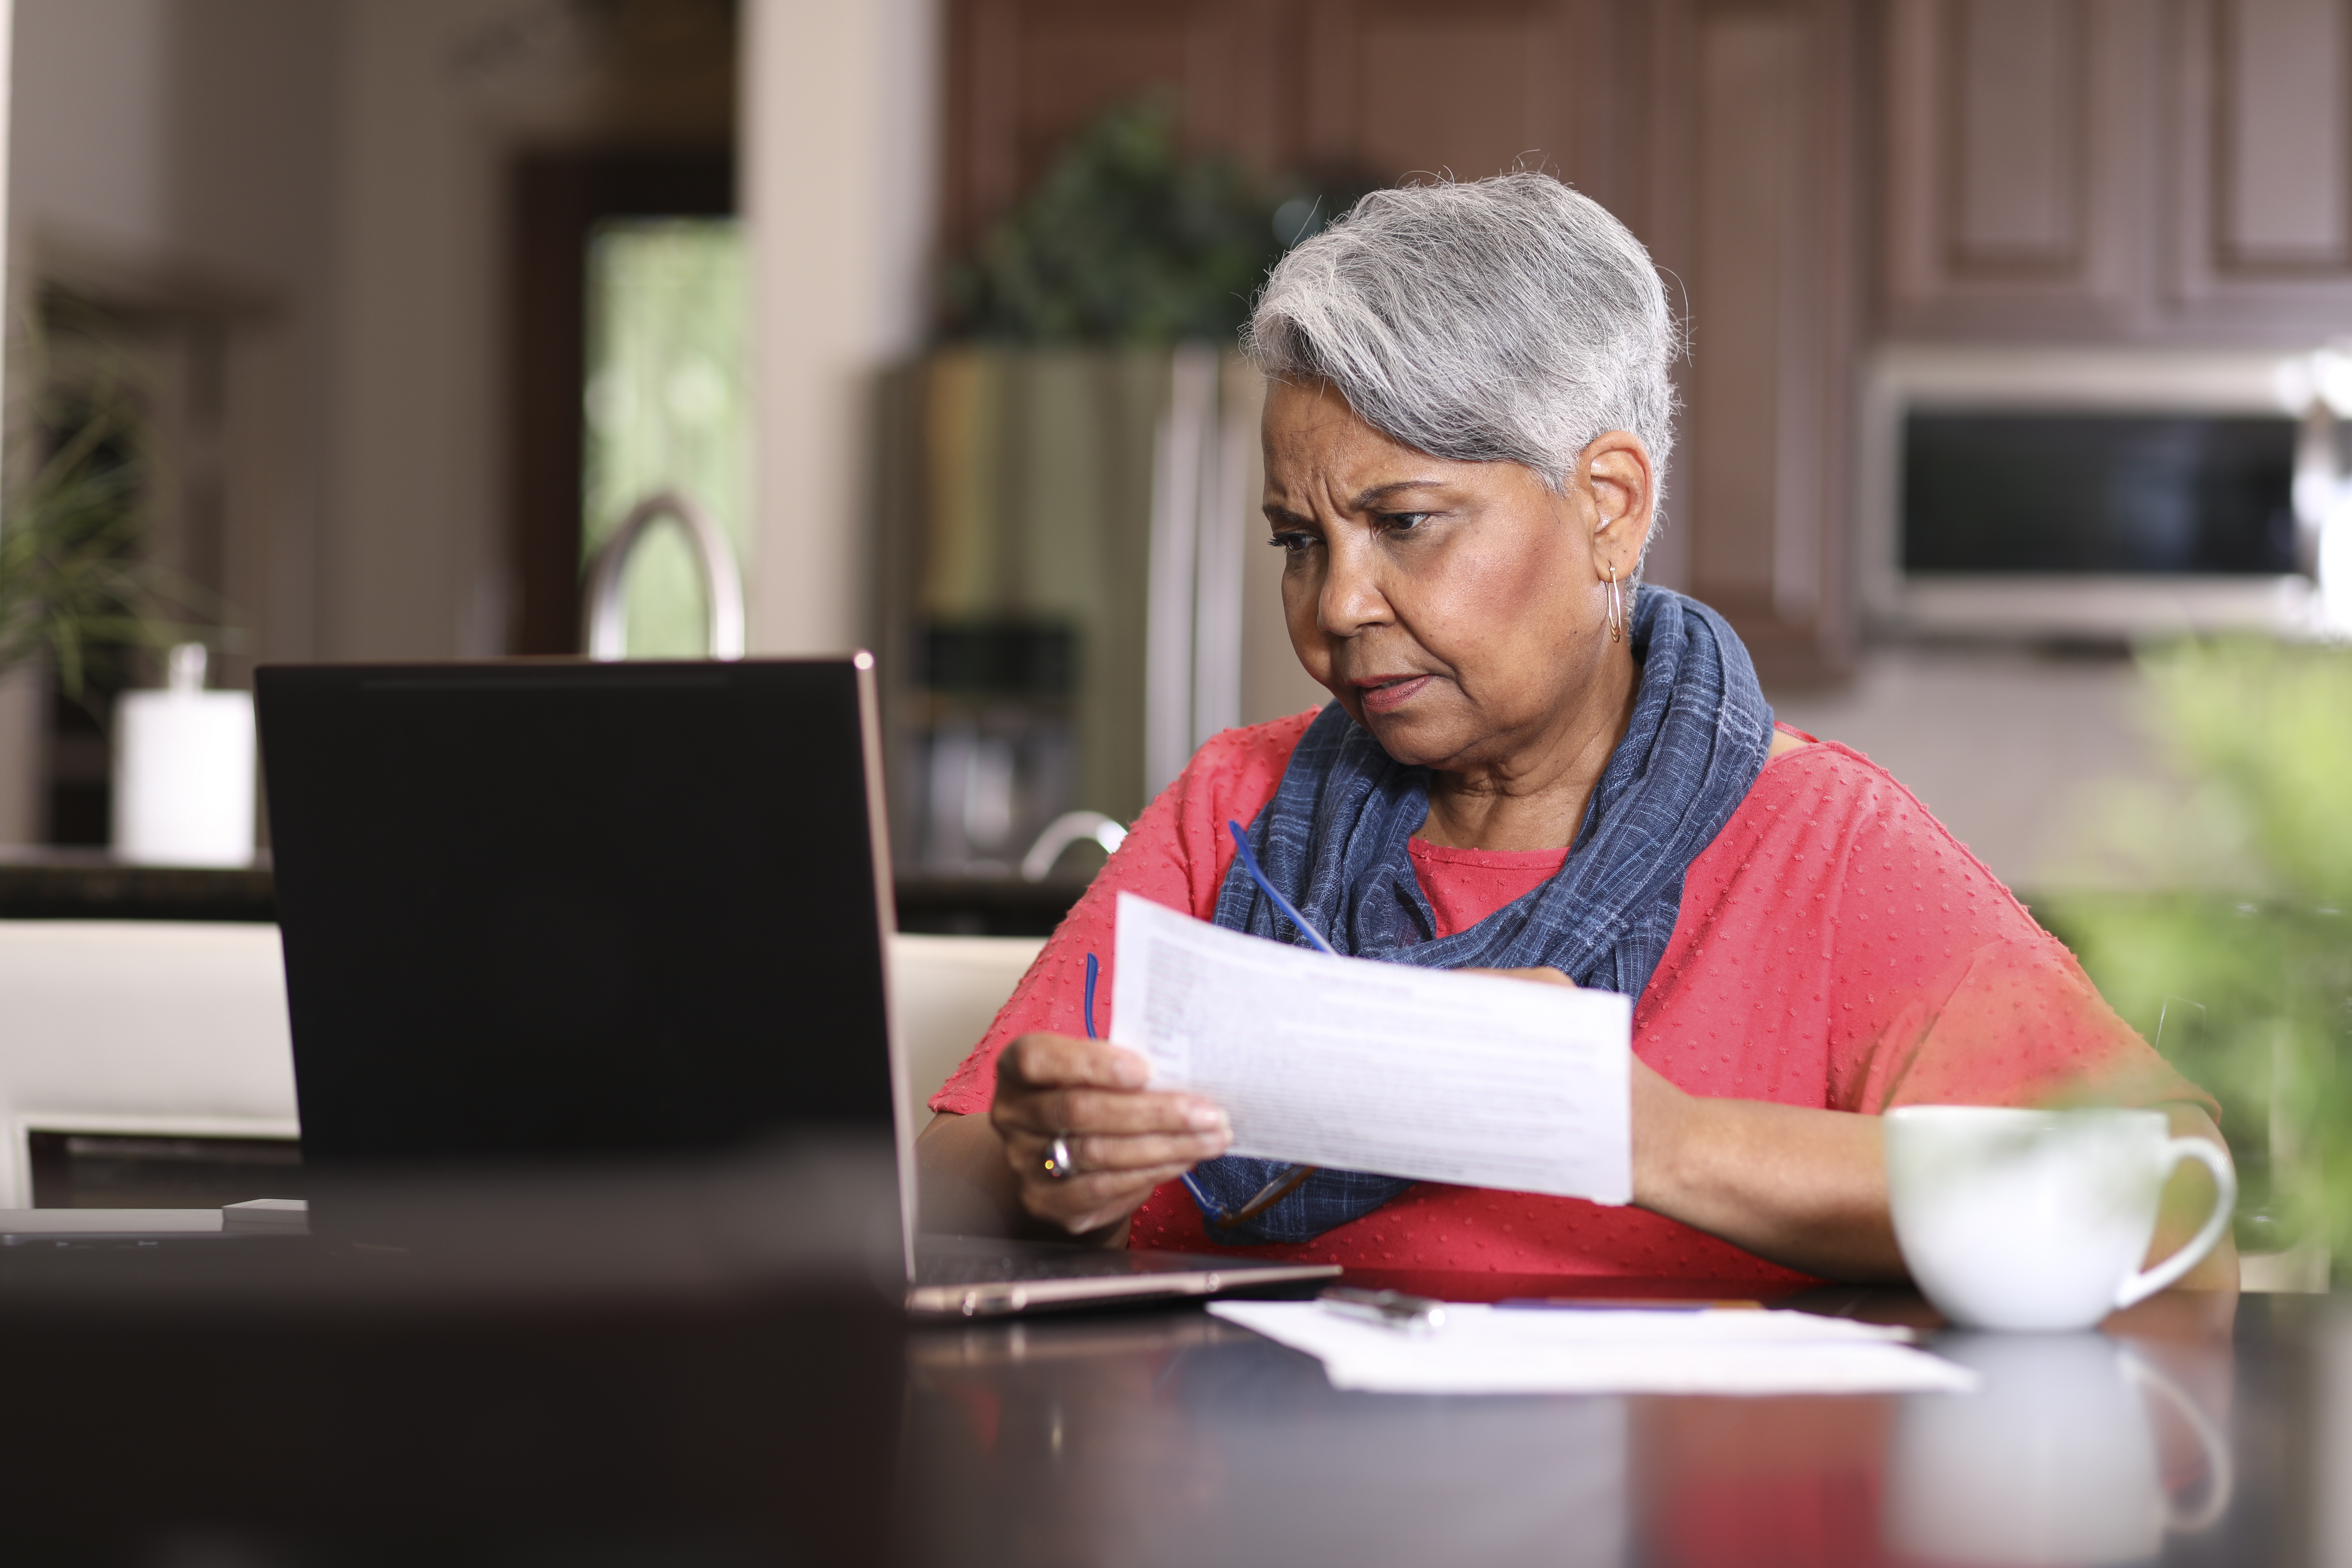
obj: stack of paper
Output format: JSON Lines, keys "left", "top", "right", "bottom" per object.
{"left": 1208, "top": 1301, "right": 1979, "bottom": 1396}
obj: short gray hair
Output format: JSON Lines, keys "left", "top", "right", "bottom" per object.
{"left": 1244, "top": 173, "right": 1680, "bottom": 505}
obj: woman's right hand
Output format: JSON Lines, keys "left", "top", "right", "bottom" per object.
{"left": 989, "top": 1031, "right": 1233, "bottom": 1237}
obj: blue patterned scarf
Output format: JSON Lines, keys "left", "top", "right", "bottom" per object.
{"left": 1182, "top": 587, "right": 1773, "bottom": 1244}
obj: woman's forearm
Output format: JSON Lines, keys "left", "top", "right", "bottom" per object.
{"left": 1632, "top": 1064, "right": 1907, "bottom": 1282}
{"left": 1632, "top": 1070, "right": 2243, "bottom": 1292}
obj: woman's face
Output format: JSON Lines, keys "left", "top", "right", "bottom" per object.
{"left": 1261, "top": 377, "right": 1654, "bottom": 774}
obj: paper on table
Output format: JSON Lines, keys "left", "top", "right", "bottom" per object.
{"left": 1209, "top": 1301, "right": 1981, "bottom": 1396}
{"left": 1108, "top": 892, "right": 1631, "bottom": 1202}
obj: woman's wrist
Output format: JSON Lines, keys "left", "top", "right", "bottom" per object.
{"left": 1628, "top": 1058, "right": 1700, "bottom": 1213}
{"left": 1626, "top": 1062, "right": 1905, "bottom": 1281}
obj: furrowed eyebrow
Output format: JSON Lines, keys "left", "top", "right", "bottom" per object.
{"left": 1262, "top": 482, "right": 1446, "bottom": 525}
{"left": 1344, "top": 481, "right": 1446, "bottom": 512}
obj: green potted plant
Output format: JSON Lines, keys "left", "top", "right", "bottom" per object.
{"left": 0, "top": 389, "right": 178, "bottom": 702}
{"left": 2050, "top": 637, "right": 2352, "bottom": 1277}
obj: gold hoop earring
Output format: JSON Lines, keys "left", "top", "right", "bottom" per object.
{"left": 1604, "top": 567, "right": 1624, "bottom": 643}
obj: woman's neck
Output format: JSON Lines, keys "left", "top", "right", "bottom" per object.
{"left": 1414, "top": 649, "right": 1641, "bottom": 853}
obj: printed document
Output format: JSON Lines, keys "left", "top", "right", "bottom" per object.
{"left": 1208, "top": 1302, "right": 1980, "bottom": 1396}
{"left": 1108, "top": 892, "right": 1631, "bottom": 1203}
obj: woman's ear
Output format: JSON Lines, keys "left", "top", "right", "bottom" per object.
{"left": 1581, "top": 431, "right": 1655, "bottom": 579}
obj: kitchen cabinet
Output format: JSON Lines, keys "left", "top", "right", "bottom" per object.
{"left": 1638, "top": 0, "right": 1866, "bottom": 678}
{"left": 2172, "top": 0, "right": 2352, "bottom": 331}
{"left": 1883, "top": 0, "right": 2162, "bottom": 337}
{"left": 933, "top": 0, "right": 2352, "bottom": 694}
{"left": 939, "top": 0, "right": 1611, "bottom": 259}
{"left": 1884, "top": 0, "right": 2352, "bottom": 341}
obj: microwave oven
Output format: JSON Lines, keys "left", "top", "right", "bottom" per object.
{"left": 1860, "top": 345, "right": 2319, "bottom": 638}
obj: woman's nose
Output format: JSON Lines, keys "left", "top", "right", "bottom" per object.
{"left": 1317, "top": 537, "right": 1392, "bottom": 635}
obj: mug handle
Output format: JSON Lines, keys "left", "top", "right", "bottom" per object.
{"left": 2113, "top": 1138, "right": 2239, "bottom": 1309}
{"left": 2120, "top": 1349, "right": 2235, "bottom": 1533}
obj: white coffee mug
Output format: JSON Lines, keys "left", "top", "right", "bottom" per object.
{"left": 1884, "top": 1105, "right": 2236, "bottom": 1332}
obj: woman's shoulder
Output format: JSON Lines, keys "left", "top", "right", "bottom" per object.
{"left": 1723, "top": 731, "right": 2026, "bottom": 909}
{"left": 1170, "top": 706, "right": 1325, "bottom": 822}
{"left": 1746, "top": 729, "right": 1940, "bottom": 829}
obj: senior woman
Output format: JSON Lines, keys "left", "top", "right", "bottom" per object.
{"left": 918, "top": 173, "right": 2231, "bottom": 1291}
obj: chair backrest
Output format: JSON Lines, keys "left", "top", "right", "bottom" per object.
{"left": 0, "top": 920, "right": 300, "bottom": 1207}
{"left": 889, "top": 934, "right": 1044, "bottom": 1134}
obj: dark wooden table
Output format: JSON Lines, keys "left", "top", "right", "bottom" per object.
{"left": 899, "top": 1284, "right": 2312, "bottom": 1567}
{"left": 0, "top": 1217, "right": 2315, "bottom": 1566}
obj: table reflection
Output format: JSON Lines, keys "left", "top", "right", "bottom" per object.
{"left": 907, "top": 1314, "right": 1628, "bottom": 1567}
{"left": 1885, "top": 1333, "right": 2229, "bottom": 1563}
{"left": 902, "top": 1290, "right": 2256, "bottom": 1568}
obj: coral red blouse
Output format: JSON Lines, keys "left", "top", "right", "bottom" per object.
{"left": 930, "top": 710, "right": 2206, "bottom": 1290}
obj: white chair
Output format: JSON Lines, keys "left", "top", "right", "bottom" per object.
{"left": 0, "top": 920, "right": 300, "bottom": 1208}
{"left": 889, "top": 934, "right": 1044, "bottom": 1133}
{"left": 0, "top": 921, "right": 1043, "bottom": 1208}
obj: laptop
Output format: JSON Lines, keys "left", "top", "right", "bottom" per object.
{"left": 255, "top": 656, "right": 1337, "bottom": 1315}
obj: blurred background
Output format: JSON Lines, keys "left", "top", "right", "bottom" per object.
{"left": 2, "top": 1, "right": 2352, "bottom": 1255}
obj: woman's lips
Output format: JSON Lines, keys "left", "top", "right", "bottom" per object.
{"left": 1355, "top": 674, "right": 1432, "bottom": 714}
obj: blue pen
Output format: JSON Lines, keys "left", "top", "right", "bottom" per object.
{"left": 1190, "top": 820, "right": 1332, "bottom": 1230}
{"left": 1226, "top": 820, "right": 1336, "bottom": 954}
{"left": 1084, "top": 951, "right": 1100, "bottom": 1040}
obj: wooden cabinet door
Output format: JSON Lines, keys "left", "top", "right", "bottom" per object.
{"left": 2170, "top": 0, "right": 2352, "bottom": 331}
{"left": 1640, "top": 0, "right": 1865, "bottom": 679}
{"left": 1881, "top": 0, "right": 2164, "bottom": 338}
{"left": 1883, "top": 0, "right": 2352, "bottom": 341}
{"left": 941, "top": 0, "right": 1606, "bottom": 250}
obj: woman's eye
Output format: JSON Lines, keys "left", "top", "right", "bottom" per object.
{"left": 1379, "top": 512, "right": 1433, "bottom": 533}
{"left": 1268, "top": 531, "right": 1317, "bottom": 557}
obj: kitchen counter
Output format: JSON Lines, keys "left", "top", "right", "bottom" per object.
{"left": 0, "top": 853, "right": 276, "bottom": 922}
{"left": 0, "top": 853, "right": 1083, "bottom": 933}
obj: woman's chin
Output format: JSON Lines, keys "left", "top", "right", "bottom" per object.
{"left": 1358, "top": 706, "right": 1463, "bottom": 768}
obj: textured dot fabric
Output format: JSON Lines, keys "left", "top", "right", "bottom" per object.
{"left": 929, "top": 710, "right": 2211, "bottom": 1285}
{"left": 1406, "top": 840, "right": 1569, "bottom": 939}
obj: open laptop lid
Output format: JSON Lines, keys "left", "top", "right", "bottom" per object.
{"left": 257, "top": 656, "right": 911, "bottom": 1263}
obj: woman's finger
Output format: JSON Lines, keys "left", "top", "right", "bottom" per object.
{"left": 995, "top": 1085, "right": 1226, "bottom": 1139}
{"left": 1067, "top": 1129, "right": 1232, "bottom": 1171}
{"left": 999, "top": 1032, "right": 1150, "bottom": 1092}
{"left": 1002, "top": 1127, "right": 1230, "bottom": 1176}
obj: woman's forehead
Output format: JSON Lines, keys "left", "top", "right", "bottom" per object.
{"left": 1263, "top": 386, "right": 1525, "bottom": 517}
{"left": 1263, "top": 380, "right": 1437, "bottom": 476}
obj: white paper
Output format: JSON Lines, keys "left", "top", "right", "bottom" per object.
{"left": 1209, "top": 1301, "right": 1981, "bottom": 1396}
{"left": 1108, "top": 892, "right": 1631, "bottom": 1202}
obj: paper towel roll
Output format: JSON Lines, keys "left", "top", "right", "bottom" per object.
{"left": 112, "top": 645, "right": 256, "bottom": 867}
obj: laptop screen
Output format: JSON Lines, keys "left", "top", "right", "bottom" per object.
{"left": 258, "top": 659, "right": 896, "bottom": 1168}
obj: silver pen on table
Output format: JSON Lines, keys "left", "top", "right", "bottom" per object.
{"left": 1318, "top": 1285, "right": 1447, "bottom": 1332}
